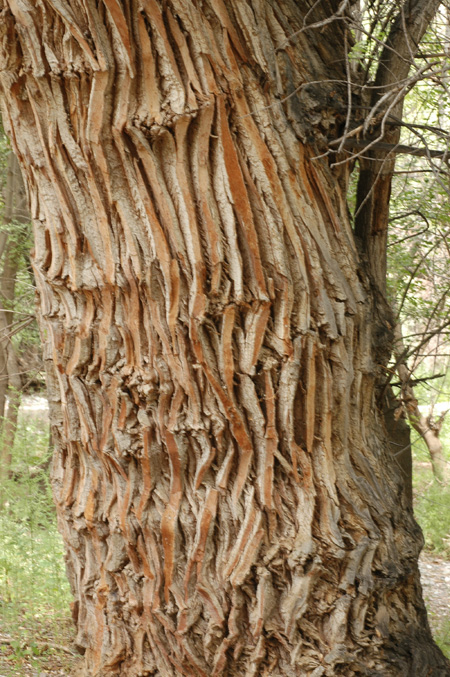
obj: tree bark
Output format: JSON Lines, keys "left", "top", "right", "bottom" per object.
{"left": 354, "top": 0, "right": 442, "bottom": 291}
{"left": 0, "top": 152, "right": 16, "bottom": 429}
{"left": 353, "top": 0, "right": 442, "bottom": 538}
{"left": 0, "top": 1, "right": 448, "bottom": 675}
{"left": 411, "top": 409, "right": 448, "bottom": 483}
{"left": 0, "top": 150, "right": 26, "bottom": 493}
{"left": 392, "top": 322, "right": 448, "bottom": 484}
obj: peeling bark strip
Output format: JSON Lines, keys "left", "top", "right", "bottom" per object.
{"left": 0, "top": 1, "right": 448, "bottom": 675}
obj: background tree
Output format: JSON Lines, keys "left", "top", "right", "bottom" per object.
{"left": 0, "top": 131, "right": 39, "bottom": 495}
{"left": 380, "top": 9, "right": 450, "bottom": 483}
{"left": 0, "top": 1, "right": 449, "bottom": 676}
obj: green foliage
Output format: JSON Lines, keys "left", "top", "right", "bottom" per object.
{"left": 412, "top": 410, "right": 450, "bottom": 557}
{"left": 0, "top": 409, "right": 75, "bottom": 674}
{"left": 0, "top": 131, "right": 9, "bottom": 195}
{"left": 435, "top": 617, "right": 450, "bottom": 659}
{"left": 348, "top": 40, "right": 366, "bottom": 64}
{"left": 414, "top": 477, "right": 450, "bottom": 556}
{"left": 0, "top": 128, "right": 42, "bottom": 389}
{"left": 386, "top": 27, "right": 450, "bottom": 375}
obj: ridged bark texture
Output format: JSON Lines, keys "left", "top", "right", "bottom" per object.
{"left": 0, "top": 1, "right": 448, "bottom": 675}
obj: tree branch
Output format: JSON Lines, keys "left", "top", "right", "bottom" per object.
{"left": 331, "top": 137, "right": 449, "bottom": 159}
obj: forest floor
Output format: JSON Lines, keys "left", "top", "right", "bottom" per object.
{"left": 419, "top": 552, "right": 450, "bottom": 654}
{"left": 0, "top": 616, "right": 78, "bottom": 676}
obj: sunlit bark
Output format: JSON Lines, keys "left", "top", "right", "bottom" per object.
{"left": 0, "top": 1, "right": 448, "bottom": 675}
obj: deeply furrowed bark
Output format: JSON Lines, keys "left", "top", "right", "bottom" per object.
{"left": 0, "top": 1, "right": 448, "bottom": 675}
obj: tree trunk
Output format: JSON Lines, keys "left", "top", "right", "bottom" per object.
{"left": 392, "top": 322, "right": 448, "bottom": 484}
{"left": 0, "top": 1, "right": 448, "bottom": 675}
{"left": 0, "top": 151, "right": 16, "bottom": 426}
{"left": 353, "top": 0, "right": 442, "bottom": 513}
{"left": 0, "top": 150, "right": 26, "bottom": 492}
{"left": 411, "top": 409, "right": 448, "bottom": 483}
{"left": 382, "top": 387, "right": 414, "bottom": 504}
{"left": 354, "top": 0, "right": 441, "bottom": 291}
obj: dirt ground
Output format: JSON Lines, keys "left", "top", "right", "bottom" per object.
{"left": 420, "top": 552, "right": 450, "bottom": 643}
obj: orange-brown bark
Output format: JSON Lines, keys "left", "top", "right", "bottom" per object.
{"left": 0, "top": 1, "right": 448, "bottom": 675}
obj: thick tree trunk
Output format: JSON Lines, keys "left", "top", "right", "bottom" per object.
{"left": 0, "top": 1, "right": 448, "bottom": 675}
